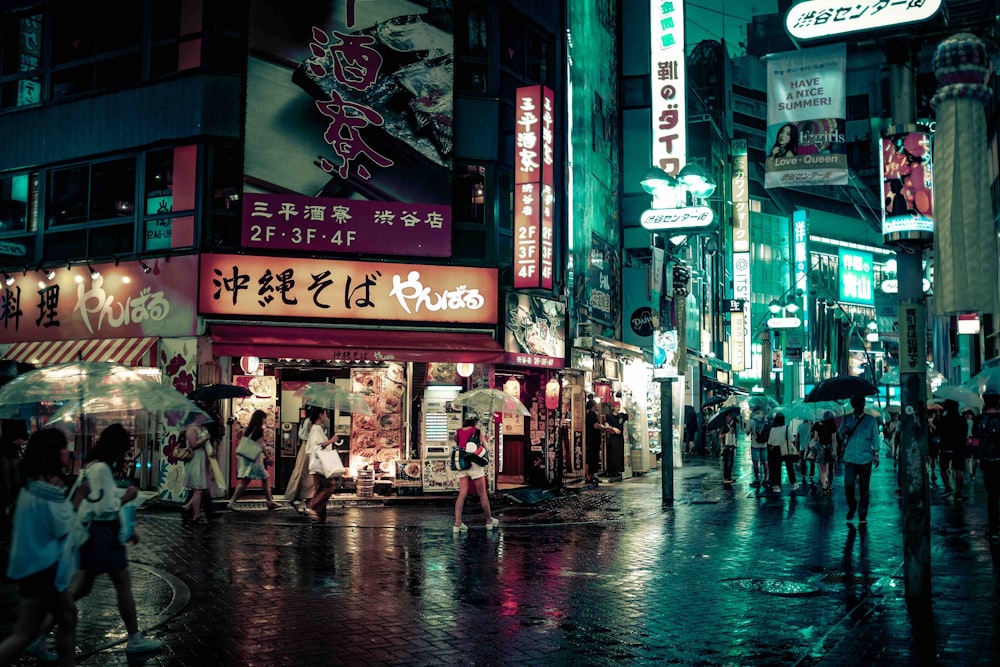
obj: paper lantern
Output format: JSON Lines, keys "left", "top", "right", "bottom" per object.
{"left": 503, "top": 377, "right": 521, "bottom": 397}
{"left": 545, "top": 378, "right": 560, "bottom": 410}
{"left": 456, "top": 363, "right": 475, "bottom": 378}
{"left": 240, "top": 355, "right": 260, "bottom": 374}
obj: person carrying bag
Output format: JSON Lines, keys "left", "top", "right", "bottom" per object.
{"left": 303, "top": 410, "right": 343, "bottom": 524}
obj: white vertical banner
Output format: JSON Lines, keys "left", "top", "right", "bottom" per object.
{"left": 650, "top": 0, "right": 686, "bottom": 177}
{"left": 733, "top": 252, "right": 751, "bottom": 370}
{"left": 765, "top": 44, "right": 847, "bottom": 188}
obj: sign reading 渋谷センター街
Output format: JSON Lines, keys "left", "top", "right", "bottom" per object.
{"left": 198, "top": 254, "right": 497, "bottom": 325}
{"left": 765, "top": 44, "right": 847, "bottom": 189}
{"left": 0, "top": 256, "right": 199, "bottom": 343}
{"left": 242, "top": 193, "right": 451, "bottom": 257}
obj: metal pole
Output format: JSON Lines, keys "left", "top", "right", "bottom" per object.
{"left": 886, "top": 40, "right": 930, "bottom": 606}
{"left": 657, "top": 377, "right": 675, "bottom": 508}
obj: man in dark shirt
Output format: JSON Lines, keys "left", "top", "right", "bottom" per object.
{"left": 585, "top": 399, "right": 613, "bottom": 483}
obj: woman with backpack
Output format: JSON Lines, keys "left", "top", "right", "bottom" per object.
{"left": 452, "top": 417, "right": 499, "bottom": 533}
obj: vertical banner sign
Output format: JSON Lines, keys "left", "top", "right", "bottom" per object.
{"left": 650, "top": 0, "right": 686, "bottom": 177}
{"left": 792, "top": 210, "right": 809, "bottom": 335}
{"left": 880, "top": 127, "right": 934, "bottom": 243}
{"left": 726, "top": 298, "right": 747, "bottom": 373}
{"left": 899, "top": 301, "right": 926, "bottom": 374}
{"left": 514, "top": 85, "right": 555, "bottom": 289}
{"left": 765, "top": 44, "right": 847, "bottom": 188}
{"left": 731, "top": 140, "right": 750, "bottom": 253}
{"left": 732, "top": 252, "right": 752, "bottom": 370}
{"left": 838, "top": 248, "right": 874, "bottom": 306}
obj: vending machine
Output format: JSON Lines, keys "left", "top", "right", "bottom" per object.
{"left": 420, "top": 385, "right": 464, "bottom": 492}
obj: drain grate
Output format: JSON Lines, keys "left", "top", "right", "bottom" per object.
{"left": 819, "top": 573, "right": 881, "bottom": 586}
{"left": 722, "top": 577, "right": 821, "bottom": 596}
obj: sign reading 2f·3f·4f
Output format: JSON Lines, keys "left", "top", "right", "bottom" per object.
{"left": 198, "top": 254, "right": 497, "bottom": 325}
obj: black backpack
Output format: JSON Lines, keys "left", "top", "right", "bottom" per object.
{"left": 975, "top": 413, "right": 1000, "bottom": 461}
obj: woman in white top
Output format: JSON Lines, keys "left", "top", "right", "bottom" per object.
{"left": 285, "top": 406, "right": 325, "bottom": 511}
{"left": 767, "top": 413, "right": 799, "bottom": 493}
{"left": 304, "top": 409, "right": 342, "bottom": 523}
{"left": 71, "top": 424, "right": 162, "bottom": 654}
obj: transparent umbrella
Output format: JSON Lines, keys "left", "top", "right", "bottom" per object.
{"left": 451, "top": 388, "right": 530, "bottom": 416}
{"left": 934, "top": 385, "right": 985, "bottom": 410}
{"left": 789, "top": 400, "right": 844, "bottom": 422}
{"left": 298, "top": 382, "right": 373, "bottom": 415}
{"left": 0, "top": 361, "right": 202, "bottom": 421}
{"left": 47, "top": 380, "right": 209, "bottom": 425}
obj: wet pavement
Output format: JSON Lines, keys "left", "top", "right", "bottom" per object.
{"left": 1, "top": 436, "right": 999, "bottom": 666}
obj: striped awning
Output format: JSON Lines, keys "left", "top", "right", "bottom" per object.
{"left": 1, "top": 337, "right": 158, "bottom": 367}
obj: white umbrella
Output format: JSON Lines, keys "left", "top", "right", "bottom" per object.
{"left": 934, "top": 385, "right": 985, "bottom": 410}
{"left": 297, "top": 382, "right": 373, "bottom": 415}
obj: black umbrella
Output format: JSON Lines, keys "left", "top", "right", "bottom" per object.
{"left": 188, "top": 383, "right": 252, "bottom": 401}
{"left": 804, "top": 376, "right": 877, "bottom": 403}
{"left": 704, "top": 406, "right": 740, "bottom": 432}
{"left": 702, "top": 396, "right": 727, "bottom": 410}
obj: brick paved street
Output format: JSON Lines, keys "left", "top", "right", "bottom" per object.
{"left": 0, "top": 438, "right": 998, "bottom": 666}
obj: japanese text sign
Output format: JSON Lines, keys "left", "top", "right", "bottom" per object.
{"left": 514, "top": 85, "right": 555, "bottom": 290}
{"left": 0, "top": 256, "right": 198, "bottom": 343}
{"left": 650, "top": 0, "right": 686, "bottom": 177}
{"left": 838, "top": 248, "right": 874, "bottom": 305}
{"left": 731, "top": 141, "right": 750, "bottom": 253}
{"left": 786, "top": 0, "right": 943, "bottom": 41}
{"left": 242, "top": 193, "right": 451, "bottom": 257}
{"left": 198, "top": 254, "right": 497, "bottom": 325}
{"left": 732, "top": 252, "right": 751, "bottom": 370}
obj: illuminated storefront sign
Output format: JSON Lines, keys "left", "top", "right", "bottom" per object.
{"left": 0, "top": 256, "right": 198, "bottom": 343}
{"left": 731, "top": 141, "right": 750, "bottom": 253}
{"left": 793, "top": 210, "right": 809, "bottom": 334}
{"left": 650, "top": 0, "right": 686, "bottom": 177}
{"left": 242, "top": 193, "right": 451, "bottom": 257}
{"left": 514, "top": 85, "right": 555, "bottom": 290}
{"left": 839, "top": 248, "right": 874, "bottom": 306}
{"left": 199, "top": 253, "right": 498, "bottom": 324}
{"left": 640, "top": 206, "right": 714, "bottom": 231}
{"left": 786, "top": 0, "right": 943, "bottom": 41}
{"left": 732, "top": 253, "right": 751, "bottom": 370}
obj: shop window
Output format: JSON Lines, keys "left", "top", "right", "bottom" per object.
{"left": 0, "top": 172, "right": 35, "bottom": 235}
{"left": 142, "top": 145, "right": 197, "bottom": 251}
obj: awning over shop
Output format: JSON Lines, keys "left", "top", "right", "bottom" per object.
{"left": 209, "top": 324, "right": 505, "bottom": 364}
{"left": 1, "top": 337, "right": 158, "bottom": 367}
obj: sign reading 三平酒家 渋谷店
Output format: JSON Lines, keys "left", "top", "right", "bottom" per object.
{"left": 513, "top": 85, "right": 555, "bottom": 290}
{"left": 198, "top": 253, "right": 497, "bottom": 325}
{"left": 241, "top": 194, "right": 451, "bottom": 257}
{"left": 0, "top": 256, "right": 199, "bottom": 343}
{"left": 650, "top": 0, "right": 686, "bottom": 178}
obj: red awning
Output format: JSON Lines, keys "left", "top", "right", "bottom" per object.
{"left": 1, "top": 337, "right": 158, "bottom": 367}
{"left": 210, "top": 324, "right": 505, "bottom": 364}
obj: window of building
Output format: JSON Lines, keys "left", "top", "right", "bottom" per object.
{"left": 48, "top": 158, "right": 136, "bottom": 229}
{"left": 0, "top": 13, "right": 43, "bottom": 109}
{"left": 0, "top": 172, "right": 36, "bottom": 235}
{"left": 142, "top": 146, "right": 197, "bottom": 251}
{"left": 453, "top": 164, "right": 486, "bottom": 224}
{"left": 50, "top": 0, "right": 143, "bottom": 98}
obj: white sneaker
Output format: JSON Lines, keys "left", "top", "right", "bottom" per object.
{"left": 486, "top": 517, "right": 500, "bottom": 530}
{"left": 772, "top": 486, "right": 781, "bottom": 492}
{"left": 26, "top": 636, "right": 56, "bottom": 661}
{"left": 791, "top": 483, "right": 800, "bottom": 491}
{"left": 126, "top": 632, "right": 162, "bottom": 653}
{"left": 452, "top": 523, "right": 468, "bottom": 533}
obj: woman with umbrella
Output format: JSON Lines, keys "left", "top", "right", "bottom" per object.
{"left": 180, "top": 413, "right": 213, "bottom": 525}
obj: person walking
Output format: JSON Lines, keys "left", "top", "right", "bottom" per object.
{"left": 936, "top": 399, "right": 967, "bottom": 499}
{"left": 303, "top": 409, "right": 342, "bottom": 524}
{"left": 66, "top": 424, "right": 162, "bottom": 654}
{"left": 180, "top": 413, "right": 212, "bottom": 525}
{"left": 229, "top": 410, "right": 279, "bottom": 511}
{"left": 748, "top": 411, "right": 768, "bottom": 487}
{"left": 796, "top": 418, "right": 815, "bottom": 484}
{"left": 284, "top": 406, "right": 324, "bottom": 512}
{"left": 964, "top": 409, "right": 979, "bottom": 482}
{"left": 0, "top": 418, "right": 28, "bottom": 526}
{"left": 720, "top": 410, "right": 738, "bottom": 485}
{"left": 452, "top": 417, "right": 499, "bottom": 532}
{"left": 839, "top": 396, "right": 880, "bottom": 524}
{"left": 0, "top": 429, "right": 88, "bottom": 666}
{"left": 974, "top": 390, "right": 1000, "bottom": 542}
{"left": 812, "top": 411, "right": 839, "bottom": 496}
{"left": 767, "top": 413, "right": 798, "bottom": 492}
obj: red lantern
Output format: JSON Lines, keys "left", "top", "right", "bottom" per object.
{"left": 545, "top": 378, "right": 560, "bottom": 410}
{"left": 240, "top": 355, "right": 260, "bottom": 375}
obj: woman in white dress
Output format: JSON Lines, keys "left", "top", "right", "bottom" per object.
{"left": 180, "top": 413, "right": 212, "bottom": 524}
{"left": 284, "top": 406, "right": 325, "bottom": 511}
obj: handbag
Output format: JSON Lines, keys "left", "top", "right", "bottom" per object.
{"left": 236, "top": 435, "right": 263, "bottom": 461}
{"left": 462, "top": 429, "right": 489, "bottom": 466}
{"left": 173, "top": 443, "right": 194, "bottom": 462}
{"left": 309, "top": 445, "right": 345, "bottom": 478}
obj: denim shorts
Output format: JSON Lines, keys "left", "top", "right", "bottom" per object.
{"left": 750, "top": 447, "right": 768, "bottom": 465}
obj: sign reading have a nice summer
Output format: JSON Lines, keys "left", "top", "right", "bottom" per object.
{"left": 198, "top": 254, "right": 497, "bottom": 324}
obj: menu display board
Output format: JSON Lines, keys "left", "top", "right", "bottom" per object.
{"left": 349, "top": 363, "right": 406, "bottom": 478}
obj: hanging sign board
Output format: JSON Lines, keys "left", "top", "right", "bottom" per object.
{"left": 786, "top": 0, "right": 943, "bottom": 41}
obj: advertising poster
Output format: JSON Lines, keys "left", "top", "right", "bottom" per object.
{"left": 504, "top": 293, "right": 566, "bottom": 368}
{"left": 245, "top": 1, "right": 454, "bottom": 256}
{"left": 765, "top": 44, "right": 847, "bottom": 188}
{"left": 880, "top": 129, "right": 934, "bottom": 239}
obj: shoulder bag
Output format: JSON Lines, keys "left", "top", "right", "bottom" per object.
{"left": 236, "top": 435, "right": 263, "bottom": 462}
{"left": 309, "top": 443, "right": 345, "bottom": 478}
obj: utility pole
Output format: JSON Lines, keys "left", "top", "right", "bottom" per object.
{"left": 884, "top": 39, "right": 931, "bottom": 606}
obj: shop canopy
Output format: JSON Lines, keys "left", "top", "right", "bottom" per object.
{"left": 209, "top": 324, "right": 505, "bottom": 364}
{"left": 1, "top": 337, "right": 157, "bottom": 367}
